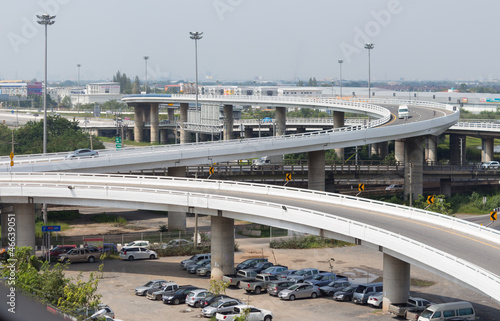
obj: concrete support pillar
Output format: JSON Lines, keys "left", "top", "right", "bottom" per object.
{"left": 440, "top": 178, "right": 452, "bottom": 198}
{"left": 378, "top": 141, "right": 388, "bottom": 158}
{"left": 134, "top": 106, "right": 144, "bottom": 143}
{"left": 167, "top": 167, "right": 187, "bottom": 231}
{"left": 275, "top": 107, "right": 286, "bottom": 136}
{"left": 210, "top": 214, "right": 235, "bottom": 280}
{"left": 371, "top": 143, "right": 379, "bottom": 157}
{"left": 127, "top": 129, "right": 134, "bottom": 141}
{"left": 160, "top": 130, "right": 168, "bottom": 144}
{"left": 395, "top": 139, "right": 405, "bottom": 163}
{"left": 14, "top": 203, "right": 36, "bottom": 249}
{"left": 150, "top": 103, "right": 159, "bottom": 144}
{"left": 179, "top": 103, "right": 189, "bottom": 144}
{"left": 449, "top": 134, "right": 466, "bottom": 165}
{"left": 223, "top": 104, "right": 234, "bottom": 141}
{"left": 167, "top": 108, "right": 175, "bottom": 122}
{"left": 334, "top": 111, "right": 345, "bottom": 160}
{"left": 244, "top": 127, "right": 253, "bottom": 139}
{"left": 382, "top": 254, "right": 411, "bottom": 312}
{"left": 426, "top": 136, "right": 438, "bottom": 164}
{"left": 482, "top": 137, "right": 494, "bottom": 163}
{"left": 308, "top": 150, "right": 325, "bottom": 191}
{"left": 405, "top": 137, "right": 424, "bottom": 201}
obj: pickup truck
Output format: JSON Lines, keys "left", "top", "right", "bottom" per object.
{"left": 388, "top": 297, "right": 431, "bottom": 318}
{"left": 58, "top": 248, "right": 101, "bottom": 263}
{"left": 215, "top": 305, "right": 273, "bottom": 321}
{"left": 287, "top": 268, "right": 326, "bottom": 282}
{"left": 146, "top": 281, "right": 179, "bottom": 300}
{"left": 305, "top": 272, "right": 348, "bottom": 287}
{"left": 239, "top": 274, "right": 279, "bottom": 294}
{"left": 222, "top": 270, "right": 258, "bottom": 287}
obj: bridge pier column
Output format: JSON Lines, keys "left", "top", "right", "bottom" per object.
{"left": 160, "top": 129, "right": 168, "bottom": 144}
{"left": 275, "top": 107, "right": 286, "bottom": 136}
{"left": 211, "top": 213, "right": 235, "bottom": 280}
{"left": 167, "top": 108, "right": 175, "bottom": 122}
{"left": 440, "top": 178, "right": 452, "bottom": 198}
{"left": 308, "top": 150, "right": 325, "bottom": 191}
{"left": 371, "top": 143, "right": 379, "bottom": 158}
{"left": 167, "top": 167, "right": 187, "bottom": 231}
{"left": 179, "top": 103, "right": 189, "bottom": 144}
{"left": 382, "top": 253, "right": 410, "bottom": 312}
{"left": 449, "top": 134, "right": 466, "bottom": 165}
{"left": 150, "top": 103, "right": 159, "bottom": 144}
{"left": 1, "top": 204, "right": 36, "bottom": 250}
{"left": 134, "top": 105, "right": 144, "bottom": 143}
{"left": 334, "top": 111, "right": 345, "bottom": 160}
{"left": 244, "top": 127, "right": 253, "bottom": 139}
{"left": 482, "top": 137, "right": 494, "bottom": 163}
{"left": 378, "top": 141, "right": 388, "bottom": 158}
{"left": 142, "top": 107, "right": 150, "bottom": 142}
{"left": 126, "top": 128, "right": 134, "bottom": 141}
{"left": 395, "top": 139, "right": 405, "bottom": 163}
{"left": 405, "top": 137, "right": 424, "bottom": 201}
{"left": 223, "top": 104, "right": 234, "bottom": 141}
{"left": 426, "top": 135, "right": 438, "bottom": 164}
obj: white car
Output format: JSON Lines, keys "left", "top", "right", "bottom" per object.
{"left": 119, "top": 247, "right": 157, "bottom": 261}
{"left": 65, "top": 148, "right": 99, "bottom": 160}
{"left": 481, "top": 161, "right": 500, "bottom": 170}
{"left": 124, "top": 240, "right": 150, "bottom": 248}
{"left": 367, "top": 292, "right": 383, "bottom": 307}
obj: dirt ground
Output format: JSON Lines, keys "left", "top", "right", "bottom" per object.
{"left": 59, "top": 209, "right": 500, "bottom": 321}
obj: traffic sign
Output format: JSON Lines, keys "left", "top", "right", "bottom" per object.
{"left": 427, "top": 195, "right": 435, "bottom": 205}
{"left": 42, "top": 225, "right": 61, "bottom": 232}
{"left": 115, "top": 136, "right": 122, "bottom": 149}
{"left": 491, "top": 211, "right": 497, "bottom": 221}
{"left": 9, "top": 151, "right": 14, "bottom": 160}
{"left": 209, "top": 167, "right": 215, "bottom": 175}
{"left": 10, "top": 161, "right": 14, "bottom": 167}
{"left": 285, "top": 173, "right": 292, "bottom": 181}
{"left": 358, "top": 183, "right": 364, "bottom": 191}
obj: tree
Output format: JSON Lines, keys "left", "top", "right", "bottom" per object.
{"left": 101, "top": 99, "right": 128, "bottom": 112}
{"left": 61, "top": 96, "right": 72, "bottom": 108}
{"left": 132, "top": 76, "right": 141, "bottom": 94}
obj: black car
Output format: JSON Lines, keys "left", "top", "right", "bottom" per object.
{"left": 200, "top": 294, "right": 231, "bottom": 308}
{"left": 242, "top": 261, "right": 274, "bottom": 274}
{"left": 162, "top": 286, "right": 198, "bottom": 305}
{"left": 333, "top": 285, "right": 358, "bottom": 301}
{"left": 235, "top": 258, "right": 268, "bottom": 271}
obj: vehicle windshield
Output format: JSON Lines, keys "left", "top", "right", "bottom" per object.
{"left": 288, "top": 284, "right": 300, "bottom": 290}
{"left": 419, "top": 310, "right": 432, "bottom": 318}
{"left": 343, "top": 285, "right": 357, "bottom": 292}
{"left": 355, "top": 285, "right": 367, "bottom": 293}
{"left": 262, "top": 268, "right": 273, "bottom": 273}
{"left": 311, "top": 274, "right": 323, "bottom": 280}
{"left": 295, "top": 270, "right": 306, "bottom": 275}
{"left": 143, "top": 281, "right": 153, "bottom": 287}
{"left": 210, "top": 301, "right": 220, "bottom": 307}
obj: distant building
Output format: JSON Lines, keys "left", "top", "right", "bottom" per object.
{"left": 0, "top": 80, "right": 42, "bottom": 97}
{"left": 69, "top": 82, "right": 122, "bottom": 106}
{"left": 277, "top": 87, "right": 322, "bottom": 97}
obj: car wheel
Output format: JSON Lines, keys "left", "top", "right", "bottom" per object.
{"left": 255, "top": 287, "right": 262, "bottom": 294}
{"left": 128, "top": 256, "right": 134, "bottom": 261}
{"left": 63, "top": 258, "right": 69, "bottom": 264}
{"left": 327, "top": 291, "right": 333, "bottom": 296}
{"left": 236, "top": 281, "right": 241, "bottom": 288}
{"left": 149, "top": 254, "right": 155, "bottom": 259}
{"left": 174, "top": 298, "right": 179, "bottom": 305}
{"left": 289, "top": 295, "right": 295, "bottom": 301}
{"left": 311, "top": 292, "right": 317, "bottom": 298}
{"left": 88, "top": 256, "right": 95, "bottom": 263}
{"left": 194, "top": 301, "right": 200, "bottom": 308}
{"left": 264, "top": 316, "right": 272, "bottom": 321}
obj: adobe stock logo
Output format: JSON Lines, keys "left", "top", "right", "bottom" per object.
{"left": 7, "top": 0, "right": 70, "bottom": 54}
{"left": 340, "top": 0, "right": 410, "bottom": 63}
{"left": 213, "top": 0, "right": 244, "bottom": 21}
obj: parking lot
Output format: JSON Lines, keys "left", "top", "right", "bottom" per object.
{"left": 64, "top": 237, "right": 500, "bottom": 321}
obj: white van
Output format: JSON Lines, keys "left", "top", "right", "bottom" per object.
{"left": 398, "top": 105, "right": 410, "bottom": 119}
{"left": 418, "top": 301, "right": 475, "bottom": 321}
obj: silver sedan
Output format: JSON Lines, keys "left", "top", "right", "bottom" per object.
{"left": 278, "top": 283, "right": 320, "bottom": 301}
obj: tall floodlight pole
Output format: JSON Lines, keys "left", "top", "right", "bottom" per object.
{"left": 190, "top": 32, "right": 203, "bottom": 111}
{"left": 338, "top": 59, "right": 343, "bottom": 100}
{"left": 144, "top": 56, "right": 149, "bottom": 94}
{"left": 364, "top": 43, "right": 374, "bottom": 99}
{"left": 37, "top": 14, "right": 55, "bottom": 154}
{"left": 77, "top": 64, "right": 81, "bottom": 114}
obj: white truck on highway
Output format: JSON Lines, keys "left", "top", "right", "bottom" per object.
{"left": 252, "top": 155, "right": 283, "bottom": 169}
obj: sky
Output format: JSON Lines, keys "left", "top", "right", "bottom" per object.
{"left": 0, "top": 0, "right": 499, "bottom": 83}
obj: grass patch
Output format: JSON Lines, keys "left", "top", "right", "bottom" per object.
{"left": 410, "top": 278, "right": 436, "bottom": 287}
{"left": 91, "top": 214, "right": 127, "bottom": 226}
{"left": 100, "top": 252, "right": 120, "bottom": 260}
{"left": 270, "top": 235, "right": 353, "bottom": 249}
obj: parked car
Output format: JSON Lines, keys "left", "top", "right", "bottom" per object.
{"left": 319, "top": 280, "right": 351, "bottom": 296}
{"left": 146, "top": 281, "right": 179, "bottom": 300}
{"left": 196, "top": 263, "right": 211, "bottom": 277}
{"left": 58, "top": 248, "right": 101, "bottom": 263}
{"left": 418, "top": 301, "right": 475, "bottom": 321}
{"left": 46, "top": 245, "right": 76, "bottom": 260}
{"left": 159, "top": 285, "right": 197, "bottom": 304}
{"left": 180, "top": 253, "right": 211, "bottom": 269}
{"left": 267, "top": 280, "right": 296, "bottom": 296}
{"left": 276, "top": 269, "right": 297, "bottom": 280}
{"left": 186, "top": 289, "right": 212, "bottom": 308}
{"left": 241, "top": 261, "right": 274, "bottom": 274}
{"left": 352, "top": 282, "right": 383, "bottom": 304}
{"left": 186, "top": 259, "right": 211, "bottom": 274}
{"left": 367, "top": 292, "right": 384, "bottom": 308}
{"left": 102, "top": 243, "right": 118, "bottom": 253}
{"left": 200, "top": 294, "right": 231, "bottom": 308}
{"left": 222, "top": 270, "right": 258, "bottom": 287}
{"left": 162, "top": 238, "right": 193, "bottom": 248}
{"left": 124, "top": 240, "right": 150, "bottom": 248}
{"left": 388, "top": 297, "right": 432, "bottom": 317}
{"left": 76, "top": 303, "right": 115, "bottom": 320}
{"left": 65, "top": 148, "right": 99, "bottom": 159}
{"left": 119, "top": 247, "right": 157, "bottom": 261}
{"left": 386, "top": 184, "right": 404, "bottom": 191}
{"left": 239, "top": 274, "right": 279, "bottom": 294}
{"left": 305, "top": 272, "right": 347, "bottom": 287}
{"left": 278, "top": 283, "right": 320, "bottom": 301}
{"left": 286, "top": 268, "right": 324, "bottom": 282}
{"left": 235, "top": 258, "right": 268, "bottom": 271}
{"left": 215, "top": 305, "right": 273, "bottom": 321}
{"left": 260, "top": 265, "right": 288, "bottom": 277}
{"left": 333, "top": 284, "right": 358, "bottom": 301}
{"left": 135, "top": 280, "right": 168, "bottom": 296}
{"left": 482, "top": 161, "right": 500, "bottom": 170}
{"left": 201, "top": 298, "right": 242, "bottom": 317}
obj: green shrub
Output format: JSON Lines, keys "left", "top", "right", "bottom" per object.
{"left": 91, "top": 214, "right": 127, "bottom": 226}
{"left": 270, "top": 235, "right": 352, "bottom": 249}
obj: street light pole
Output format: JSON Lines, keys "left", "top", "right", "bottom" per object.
{"left": 190, "top": 32, "right": 203, "bottom": 111}
{"left": 143, "top": 56, "right": 149, "bottom": 94}
{"left": 364, "top": 43, "right": 374, "bottom": 99}
{"left": 77, "top": 64, "right": 81, "bottom": 114}
{"left": 338, "top": 59, "right": 343, "bottom": 100}
{"left": 37, "top": 14, "right": 55, "bottom": 154}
